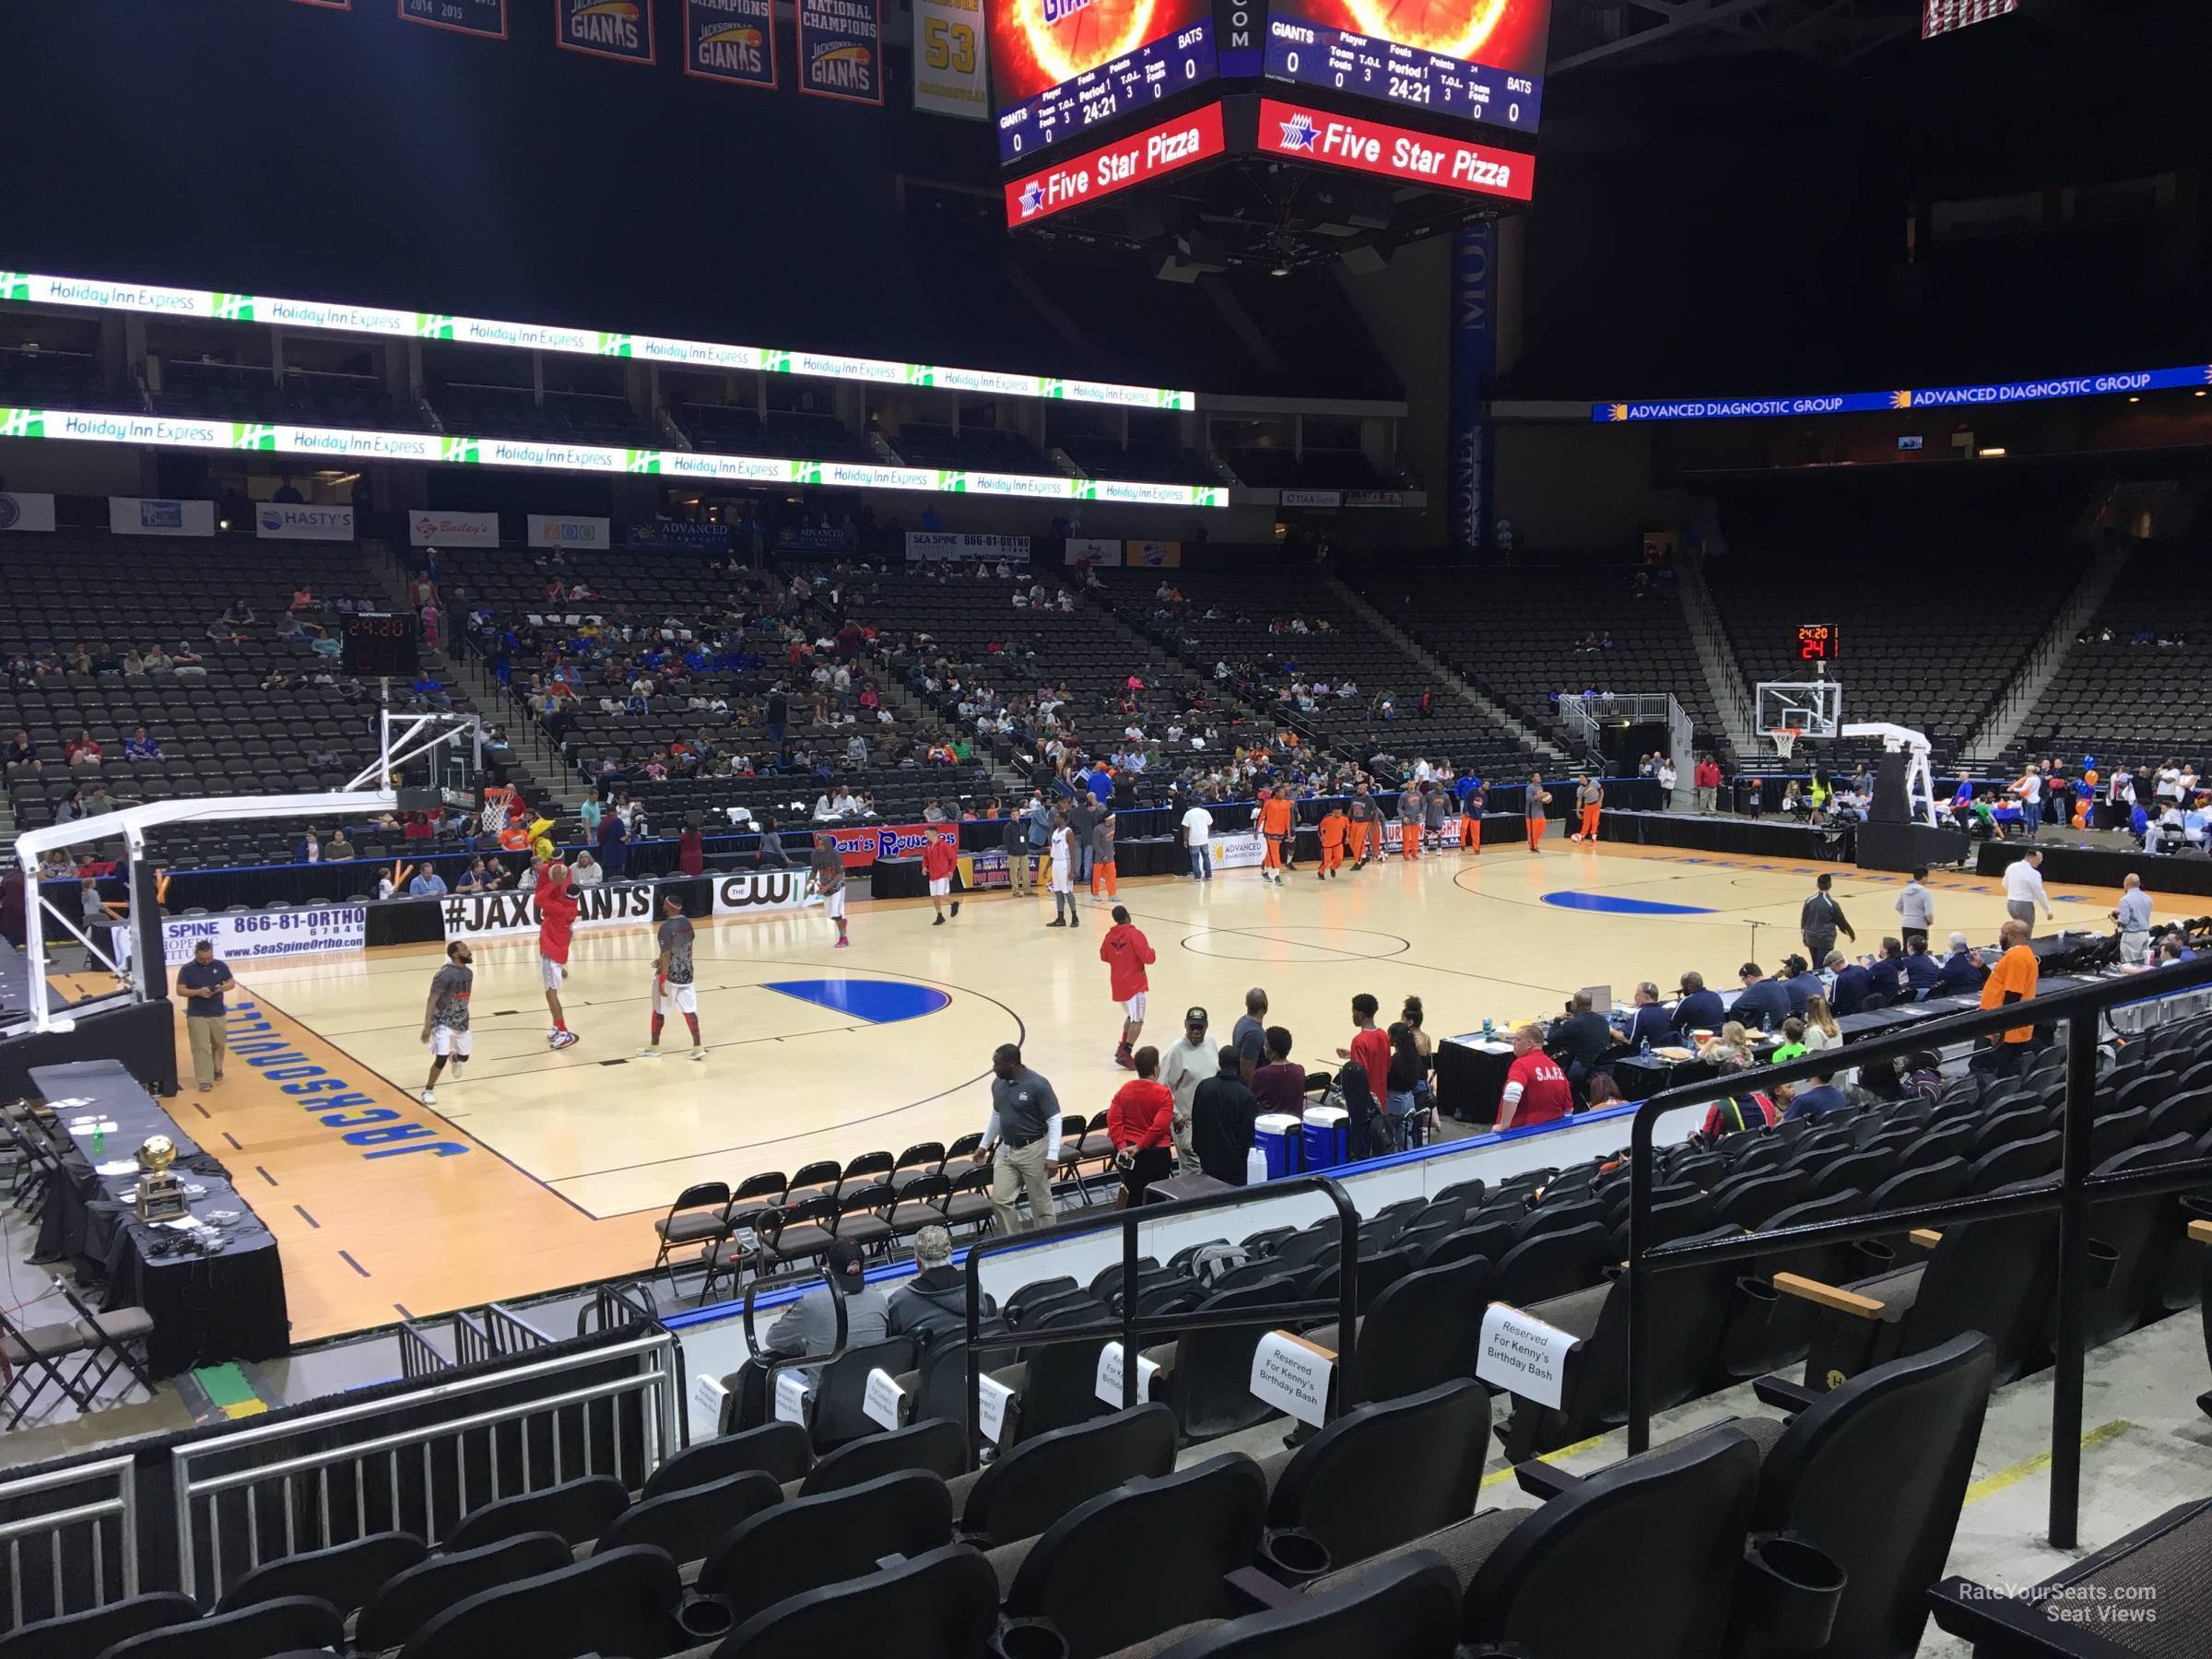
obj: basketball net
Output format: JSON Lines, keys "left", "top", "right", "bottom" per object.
{"left": 1769, "top": 727, "right": 1802, "bottom": 762}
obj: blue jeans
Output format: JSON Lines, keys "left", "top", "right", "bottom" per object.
{"left": 1074, "top": 844, "right": 1094, "bottom": 881}
{"left": 1189, "top": 844, "right": 1212, "bottom": 879}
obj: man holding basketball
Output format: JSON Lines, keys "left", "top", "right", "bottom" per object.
{"left": 534, "top": 835, "right": 582, "bottom": 1049}
{"left": 639, "top": 889, "right": 704, "bottom": 1061}
{"left": 810, "top": 831, "right": 851, "bottom": 948}
{"left": 1525, "top": 773, "right": 1552, "bottom": 853}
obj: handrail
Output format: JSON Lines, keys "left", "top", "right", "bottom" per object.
{"left": 1624, "top": 949, "right": 2212, "bottom": 1551}
{"left": 959, "top": 1173, "right": 1361, "bottom": 1462}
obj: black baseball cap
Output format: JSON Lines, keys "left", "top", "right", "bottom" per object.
{"left": 1184, "top": 1006, "right": 1209, "bottom": 1027}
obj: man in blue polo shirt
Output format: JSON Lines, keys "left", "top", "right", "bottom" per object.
{"left": 409, "top": 866, "right": 448, "bottom": 898}
{"left": 1785, "top": 1073, "right": 1850, "bottom": 1121}
{"left": 1732, "top": 962, "right": 1792, "bottom": 1032}
{"left": 1934, "top": 932, "right": 1986, "bottom": 994}
{"left": 1672, "top": 971, "right": 1724, "bottom": 1036}
{"left": 1827, "top": 950, "right": 1873, "bottom": 1014}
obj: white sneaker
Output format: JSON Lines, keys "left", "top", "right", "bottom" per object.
{"left": 449, "top": 1061, "right": 465, "bottom": 1080}
{"left": 419, "top": 1088, "right": 437, "bottom": 1105}
{"left": 635, "top": 1046, "right": 662, "bottom": 1059}
{"left": 689, "top": 1047, "right": 708, "bottom": 1063}
{"left": 549, "top": 1030, "right": 581, "bottom": 1050}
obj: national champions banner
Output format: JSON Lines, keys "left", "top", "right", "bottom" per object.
{"left": 257, "top": 502, "right": 356, "bottom": 541}
{"left": 409, "top": 509, "right": 499, "bottom": 547}
{"left": 797, "top": 0, "right": 882, "bottom": 103}
{"left": 110, "top": 496, "right": 216, "bottom": 537}
{"left": 685, "top": 0, "right": 777, "bottom": 87}
{"left": 0, "top": 490, "right": 56, "bottom": 533}
{"left": 1449, "top": 219, "right": 1496, "bottom": 554}
{"left": 711, "top": 869, "right": 820, "bottom": 917}
{"left": 905, "top": 531, "right": 1030, "bottom": 564}
{"left": 398, "top": 0, "right": 508, "bottom": 38}
{"left": 162, "top": 906, "right": 367, "bottom": 967}
{"left": 559, "top": 0, "right": 656, "bottom": 63}
{"left": 912, "top": 0, "right": 985, "bottom": 122}
{"left": 439, "top": 880, "right": 658, "bottom": 941}
{"left": 529, "top": 513, "right": 613, "bottom": 548}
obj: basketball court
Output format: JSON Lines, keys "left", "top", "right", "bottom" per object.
{"left": 171, "top": 837, "right": 2181, "bottom": 1346}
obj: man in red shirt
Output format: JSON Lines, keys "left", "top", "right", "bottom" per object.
{"left": 920, "top": 828, "right": 960, "bottom": 926}
{"left": 1107, "top": 1046, "right": 1176, "bottom": 1206}
{"left": 1497, "top": 1024, "right": 1571, "bottom": 1129}
{"left": 1335, "top": 993, "right": 1391, "bottom": 1098}
{"left": 1100, "top": 904, "right": 1157, "bottom": 1069}
{"left": 1695, "top": 755, "right": 1724, "bottom": 815}
{"left": 535, "top": 847, "right": 582, "bottom": 1050}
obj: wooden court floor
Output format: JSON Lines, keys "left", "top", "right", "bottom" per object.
{"left": 168, "top": 839, "right": 2188, "bottom": 1345}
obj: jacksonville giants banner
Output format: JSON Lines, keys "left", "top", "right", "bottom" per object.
{"left": 1448, "top": 219, "right": 1496, "bottom": 554}
{"left": 399, "top": 0, "right": 507, "bottom": 38}
{"left": 439, "top": 881, "right": 657, "bottom": 941}
{"left": 559, "top": 0, "right": 656, "bottom": 63}
{"left": 912, "top": 0, "right": 986, "bottom": 122}
{"left": 711, "top": 869, "right": 821, "bottom": 917}
{"left": 0, "top": 490, "right": 56, "bottom": 533}
{"left": 685, "top": 0, "right": 777, "bottom": 87}
{"left": 797, "top": 0, "right": 882, "bottom": 103}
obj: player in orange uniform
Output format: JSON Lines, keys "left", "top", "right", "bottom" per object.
{"left": 1258, "top": 787, "right": 1294, "bottom": 885}
{"left": 1525, "top": 773, "right": 1552, "bottom": 854}
{"left": 1317, "top": 803, "right": 1347, "bottom": 879}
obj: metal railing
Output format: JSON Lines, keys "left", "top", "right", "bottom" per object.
{"left": 454, "top": 1303, "right": 555, "bottom": 1368}
{"left": 170, "top": 1329, "right": 679, "bottom": 1603}
{"left": 397, "top": 1320, "right": 453, "bottom": 1379}
{"left": 1625, "top": 952, "right": 2212, "bottom": 1550}
{"left": 960, "top": 1174, "right": 1361, "bottom": 1460}
{"left": 0, "top": 1456, "right": 136, "bottom": 1630}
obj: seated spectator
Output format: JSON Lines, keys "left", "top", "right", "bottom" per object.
{"left": 1698, "top": 1020, "right": 1755, "bottom": 1068}
{"left": 326, "top": 830, "right": 356, "bottom": 861}
{"left": 1935, "top": 932, "right": 1986, "bottom": 994}
{"left": 296, "top": 830, "right": 323, "bottom": 865}
{"left": 65, "top": 728, "right": 103, "bottom": 768}
{"left": 408, "top": 865, "right": 448, "bottom": 897}
{"left": 5, "top": 729, "right": 39, "bottom": 771}
{"left": 572, "top": 850, "right": 604, "bottom": 887}
{"left": 885, "top": 1225, "right": 992, "bottom": 1359}
{"left": 1732, "top": 962, "right": 1792, "bottom": 1030}
{"left": 1673, "top": 970, "right": 1724, "bottom": 1035}
{"left": 1769, "top": 1018, "right": 1808, "bottom": 1063}
{"left": 123, "top": 726, "right": 161, "bottom": 761}
{"left": 1865, "top": 937, "right": 1908, "bottom": 1004}
{"left": 1901, "top": 935, "right": 1943, "bottom": 996}
{"left": 763, "top": 1238, "right": 888, "bottom": 1384}
{"left": 1828, "top": 949, "right": 1871, "bottom": 1013}
{"left": 1780, "top": 955, "right": 1824, "bottom": 1018}
{"left": 1785, "top": 1073, "right": 1851, "bottom": 1121}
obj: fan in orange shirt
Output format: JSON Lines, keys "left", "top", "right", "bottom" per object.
{"left": 1978, "top": 918, "right": 2041, "bottom": 1061}
{"left": 1258, "top": 787, "right": 1295, "bottom": 884}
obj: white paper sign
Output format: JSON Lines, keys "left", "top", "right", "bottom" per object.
{"left": 772, "top": 1370, "right": 812, "bottom": 1425}
{"left": 1094, "top": 1342, "right": 1160, "bottom": 1408}
{"left": 1249, "top": 1330, "right": 1335, "bottom": 1427}
{"left": 862, "top": 1368, "right": 907, "bottom": 1431}
{"left": 690, "top": 1372, "right": 729, "bottom": 1430}
{"left": 975, "top": 1372, "right": 1013, "bottom": 1444}
{"left": 1477, "top": 1303, "right": 1576, "bottom": 1410}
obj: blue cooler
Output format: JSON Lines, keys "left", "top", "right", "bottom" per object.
{"left": 1253, "top": 1113, "right": 1303, "bottom": 1181}
{"left": 1301, "top": 1105, "right": 1350, "bottom": 1171}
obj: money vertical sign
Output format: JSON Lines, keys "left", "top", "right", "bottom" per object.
{"left": 1448, "top": 219, "right": 1497, "bottom": 555}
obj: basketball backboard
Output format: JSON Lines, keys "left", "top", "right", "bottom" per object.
{"left": 1755, "top": 679, "right": 1842, "bottom": 760}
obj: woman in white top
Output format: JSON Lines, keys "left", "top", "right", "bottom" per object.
{"left": 1045, "top": 813, "right": 1077, "bottom": 928}
{"left": 1799, "top": 994, "right": 1851, "bottom": 1085}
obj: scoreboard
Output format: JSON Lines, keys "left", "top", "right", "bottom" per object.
{"left": 1263, "top": 0, "right": 1551, "bottom": 134}
{"left": 986, "top": 0, "right": 1221, "bottom": 164}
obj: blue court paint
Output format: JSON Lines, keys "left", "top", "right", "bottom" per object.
{"left": 764, "top": 979, "right": 952, "bottom": 1022}
{"left": 1541, "top": 892, "right": 1717, "bottom": 916}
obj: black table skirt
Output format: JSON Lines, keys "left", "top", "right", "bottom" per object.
{"left": 1434, "top": 1039, "right": 1512, "bottom": 1125}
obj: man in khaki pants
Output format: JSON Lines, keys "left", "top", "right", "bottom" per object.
{"left": 176, "top": 938, "right": 235, "bottom": 1091}
{"left": 982, "top": 1043, "right": 1062, "bottom": 1234}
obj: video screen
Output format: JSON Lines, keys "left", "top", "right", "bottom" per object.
{"left": 987, "top": 0, "right": 1219, "bottom": 165}
{"left": 1265, "top": 0, "right": 1553, "bottom": 134}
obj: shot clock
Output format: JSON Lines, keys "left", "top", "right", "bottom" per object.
{"left": 342, "top": 612, "right": 421, "bottom": 677}
{"left": 1795, "top": 622, "right": 1840, "bottom": 664}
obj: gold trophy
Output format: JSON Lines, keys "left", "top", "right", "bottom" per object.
{"left": 134, "top": 1135, "right": 189, "bottom": 1222}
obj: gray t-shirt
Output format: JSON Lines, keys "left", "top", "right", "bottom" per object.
{"left": 811, "top": 848, "right": 845, "bottom": 893}
{"left": 1578, "top": 782, "right": 1602, "bottom": 807}
{"left": 657, "top": 915, "right": 696, "bottom": 984}
{"left": 429, "top": 963, "right": 474, "bottom": 1030}
{"left": 1231, "top": 1013, "right": 1267, "bottom": 1072}
{"left": 1091, "top": 818, "right": 1116, "bottom": 860}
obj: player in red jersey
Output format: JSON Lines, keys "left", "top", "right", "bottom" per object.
{"left": 920, "top": 828, "right": 960, "bottom": 925}
{"left": 534, "top": 838, "right": 582, "bottom": 1049}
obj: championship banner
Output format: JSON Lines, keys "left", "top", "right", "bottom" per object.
{"left": 256, "top": 502, "right": 356, "bottom": 541}
{"left": 1125, "top": 539, "right": 1181, "bottom": 568}
{"left": 796, "top": 0, "right": 882, "bottom": 103}
{"left": 528, "top": 512, "right": 612, "bottom": 549}
{"left": 711, "top": 869, "right": 821, "bottom": 917}
{"left": 110, "top": 496, "right": 216, "bottom": 537}
{"left": 912, "top": 0, "right": 986, "bottom": 122}
{"left": 163, "top": 906, "right": 367, "bottom": 967}
{"left": 904, "top": 531, "right": 1030, "bottom": 564}
{"left": 0, "top": 490, "right": 56, "bottom": 533}
{"left": 408, "top": 509, "right": 500, "bottom": 547}
{"left": 559, "top": 0, "right": 656, "bottom": 62}
{"left": 684, "top": 0, "right": 777, "bottom": 87}
{"left": 399, "top": 0, "right": 507, "bottom": 38}
{"left": 439, "top": 881, "right": 657, "bottom": 942}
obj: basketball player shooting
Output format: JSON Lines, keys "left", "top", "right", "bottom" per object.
{"left": 533, "top": 830, "right": 582, "bottom": 1048}
{"left": 639, "top": 890, "right": 704, "bottom": 1061}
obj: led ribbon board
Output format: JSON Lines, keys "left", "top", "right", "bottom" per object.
{"left": 0, "top": 271, "right": 1195, "bottom": 412}
{"left": 1594, "top": 364, "right": 2212, "bottom": 422}
{"left": 0, "top": 408, "right": 1229, "bottom": 507}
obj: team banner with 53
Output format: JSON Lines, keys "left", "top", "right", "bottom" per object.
{"left": 912, "top": 0, "right": 986, "bottom": 122}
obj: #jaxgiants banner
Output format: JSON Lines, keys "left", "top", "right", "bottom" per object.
{"left": 711, "top": 869, "right": 820, "bottom": 917}
{"left": 1923, "top": 0, "right": 2017, "bottom": 38}
{"left": 912, "top": 0, "right": 986, "bottom": 122}
{"left": 685, "top": 0, "right": 776, "bottom": 87}
{"left": 559, "top": 0, "right": 656, "bottom": 62}
{"left": 796, "top": 0, "right": 882, "bottom": 103}
{"left": 256, "top": 502, "right": 356, "bottom": 541}
{"left": 439, "top": 881, "right": 657, "bottom": 941}
{"left": 163, "top": 906, "right": 367, "bottom": 967}
{"left": 0, "top": 490, "right": 56, "bottom": 533}
{"left": 528, "top": 512, "right": 612, "bottom": 548}
{"left": 399, "top": 0, "right": 508, "bottom": 38}
{"left": 409, "top": 509, "right": 500, "bottom": 547}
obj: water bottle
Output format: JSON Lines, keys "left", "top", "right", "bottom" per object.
{"left": 1640, "top": 1036, "right": 1651, "bottom": 1056}
{"left": 92, "top": 1123, "right": 104, "bottom": 1158}
{"left": 1481, "top": 1017, "right": 1494, "bottom": 1041}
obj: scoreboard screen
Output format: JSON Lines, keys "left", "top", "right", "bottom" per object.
{"left": 987, "top": 0, "right": 1219, "bottom": 165}
{"left": 1795, "top": 622, "right": 1840, "bottom": 663}
{"left": 1264, "top": 0, "right": 1551, "bottom": 135}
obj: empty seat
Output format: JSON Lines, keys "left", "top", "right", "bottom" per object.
{"left": 444, "top": 1473, "right": 629, "bottom": 1551}
{"left": 1148, "top": 1551, "right": 1463, "bottom": 1658}
{"left": 396, "top": 1544, "right": 679, "bottom": 1659}
{"left": 101, "top": 1596, "right": 343, "bottom": 1659}
{"left": 594, "top": 1468, "right": 781, "bottom": 1564}
{"left": 712, "top": 1542, "right": 998, "bottom": 1658}
{"left": 0, "top": 1593, "right": 197, "bottom": 1659}
{"left": 354, "top": 1532, "right": 573, "bottom": 1655}
{"left": 698, "top": 1468, "right": 954, "bottom": 1628}
{"left": 796, "top": 1414, "right": 968, "bottom": 1495}
{"left": 640, "top": 1420, "right": 811, "bottom": 1498}
{"left": 956, "top": 1402, "right": 1178, "bottom": 1547}
{"left": 215, "top": 1529, "right": 428, "bottom": 1617}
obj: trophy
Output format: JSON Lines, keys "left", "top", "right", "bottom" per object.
{"left": 135, "top": 1135, "right": 190, "bottom": 1222}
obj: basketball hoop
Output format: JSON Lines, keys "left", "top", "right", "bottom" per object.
{"left": 1768, "top": 727, "right": 1804, "bottom": 762}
